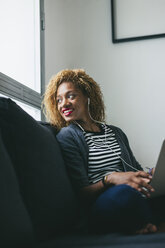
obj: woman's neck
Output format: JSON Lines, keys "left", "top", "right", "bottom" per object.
{"left": 75, "top": 120, "right": 101, "bottom": 132}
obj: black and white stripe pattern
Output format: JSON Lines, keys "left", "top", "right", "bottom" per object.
{"left": 84, "top": 125, "right": 124, "bottom": 184}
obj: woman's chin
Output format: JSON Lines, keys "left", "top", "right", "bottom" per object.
{"left": 63, "top": 116, "right": 75, "bottom": 122}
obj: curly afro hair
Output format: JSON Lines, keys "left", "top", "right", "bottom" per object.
{"left": 42, "top": 69, "right": 105, "bottom": 130}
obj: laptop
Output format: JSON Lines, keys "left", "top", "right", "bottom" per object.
{"left": 150, "top": 140, "right": 165, "bottom": 198}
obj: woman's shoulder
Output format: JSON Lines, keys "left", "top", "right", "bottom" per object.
{"left": 58, "top": 123, "right": 79, "bottom": 133}
{"left": 56, "top": 123, "right": 82, "bottom": 140}
{"left": 107, "top": 124, "right": 123, "bottom": 133}
{"left": 107, "top": 124, "right": 128, "bottom": 140}
{"left": 56, "top": 124, "right": 88, "bottom": 152}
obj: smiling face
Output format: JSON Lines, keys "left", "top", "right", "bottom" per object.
{"left": 56, "top": 81, "right": 89, "bottom": 123}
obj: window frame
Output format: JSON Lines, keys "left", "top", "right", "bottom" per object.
{"left": 0, "top": 0, "right": 45, "bottom": 119}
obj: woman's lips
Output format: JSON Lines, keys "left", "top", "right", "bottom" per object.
{"left": 63, "top": 109, "right": 73, "bottom": 116}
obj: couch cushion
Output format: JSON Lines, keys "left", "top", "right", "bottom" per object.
{"left": 0, "top": 129, "right": 34, "bottom": 248}
{"left": 0, "top": 97, "right": 78, "bottom": 240}
{"left": 33, "top": 232, "right": 165, "bottom": 248}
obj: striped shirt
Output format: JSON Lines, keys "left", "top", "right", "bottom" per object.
{"left": 84, "top": 125, "right": 124, "bottom": 184}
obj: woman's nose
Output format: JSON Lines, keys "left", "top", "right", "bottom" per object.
{"left": 62, "top": 98, "right": 70, "bottom": 107}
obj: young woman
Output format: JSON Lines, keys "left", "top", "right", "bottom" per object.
{"left": 43, "top": 69, "right": 165, "bottom": 234}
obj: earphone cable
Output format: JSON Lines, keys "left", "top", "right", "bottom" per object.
{"left": 74, "top": 99, "right": 140, "bottom": 172}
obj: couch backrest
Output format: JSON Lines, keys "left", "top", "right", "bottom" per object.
{"left": 0, "top": 97, "right": 79, "bottom": 242}
{"left": 0, "top": 129, "right": 34, "bottom": 248}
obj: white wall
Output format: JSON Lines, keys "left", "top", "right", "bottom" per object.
{"left": 45, "top": 0, "right": 165, "bottom": 168}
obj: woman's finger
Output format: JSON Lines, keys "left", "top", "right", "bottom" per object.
{"left": 132, "top": 176, "right": 155, "bottom": 193}
{"left": 137, "top": 186, "right": 151, "bottom": 197}
{"left": 136, "top": 170, "right": 152, "bottom": 179}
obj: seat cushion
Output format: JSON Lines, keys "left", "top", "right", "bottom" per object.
{"left": 0, "top": 129, "right": 34, "bottom": 248}
{"left": 34, "top": 232, "right": 165, "bottom": 248}
{"left": 0, "top": 97, "right": 78, "bottom": 240}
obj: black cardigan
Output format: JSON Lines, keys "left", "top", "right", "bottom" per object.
{"left": 56, "top": 123, "right": 143, "bottom": 190}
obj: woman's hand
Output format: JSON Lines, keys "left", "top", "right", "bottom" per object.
{"left": 107, "top": 171, "right": 155, "bottom": 198}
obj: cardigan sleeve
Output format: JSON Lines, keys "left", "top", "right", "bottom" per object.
{"left": 114, "top": 126, "right": 143, "bottom": 171}
{"left": 56, "top": 127, "right": 90, "bottom": 191}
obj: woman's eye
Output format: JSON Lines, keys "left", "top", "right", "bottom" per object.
{"left": 68, "top": 94, "right": 75, "bottom": 99}
{"left": 57, "top": 99, "right": 62, "bottom": 104}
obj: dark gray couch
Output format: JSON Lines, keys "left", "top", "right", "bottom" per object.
{"left": 0, "top": 97, "right": 165, "bottom": 248}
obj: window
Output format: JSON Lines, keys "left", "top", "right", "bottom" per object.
{"left": 0, "top": 0, "right": 45, "bottom": 120}
{"left": 0, "top": 93, "right": 41, "bottom": 121}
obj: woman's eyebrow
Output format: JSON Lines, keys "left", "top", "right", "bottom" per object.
{"left": 57, "top": 90, "right": 77, "bottom": 98}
